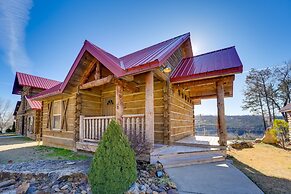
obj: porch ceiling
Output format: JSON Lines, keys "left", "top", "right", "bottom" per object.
{"left": 172, "top": 75, "right": 234, "bottom": 101}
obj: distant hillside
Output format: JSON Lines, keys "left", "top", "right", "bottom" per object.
{"left": 195, "top": 115, "right": 268, "bottom": 138}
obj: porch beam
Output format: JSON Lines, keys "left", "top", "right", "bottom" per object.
{"left": 94, "top": 62, "right": 100, "bottom": 80}
{"left": 145, "top": 71, "right": 154, "bottom": 147}
{"left": 80, "top": 59, "right": 97, "bottom": 85}
{"left": 192, "top": 99, "right": 201, "bottom": 105}
{"left": 154, "top": 69, "right": 168, "bottom": 81}
{"left": 115, "top": 84, "right": 123, "bottom": 125}
{"left": 216, "top": 80, "right": 227, "bottom": 146}
{"left": 121, "top": 75, "right": 134, "bottom": 82}
{"left": 80, "top": 75, "right": 113, "bottom": 89}
{"left": 190, "top": 92, "right": 232, "bottom": 100}
{"left": 172, "top": 75, "right": 235, "bottom": 89}
{"left": 113, "top": 78, "right": 139, "bottom": 93}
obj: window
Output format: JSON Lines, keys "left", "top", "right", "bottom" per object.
{"left": 29, "top": 116, "right": 34, "bottom": 126}
{"left": 52, "top": 100, "right": 62, "bottom": 130}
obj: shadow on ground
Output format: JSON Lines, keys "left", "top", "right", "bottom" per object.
{"left": 0, "top": 136, "right": 33, "bottom": 146}
{"left": 228, "top": 155, "right": 291, "bottom": 194}
{"left": 0, "top": 137, "right": 91, "bottom": 165}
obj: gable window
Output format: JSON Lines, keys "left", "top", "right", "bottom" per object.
{"left": 52, "top": 100, "right": 62, "bottom": 130}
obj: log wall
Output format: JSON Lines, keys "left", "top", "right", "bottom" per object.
{"left": 42, "top": 95, "right": 77, "bottom": 150}
{"left": 169, "top": 90, "right": 194, "bottom": 141}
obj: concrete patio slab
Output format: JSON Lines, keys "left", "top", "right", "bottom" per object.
{"left": 166, "top": 161, "right": 263, "bottom": 194}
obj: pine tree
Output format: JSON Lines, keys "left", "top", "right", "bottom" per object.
{"left": 88, "top": 120, "right": 137, "bottom": 194}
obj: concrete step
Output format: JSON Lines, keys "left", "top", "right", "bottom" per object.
{"left": 173, "top": 141, "right": 226, "bottom": 149}
{"left": 152, "top": 149, "right": 226, "bottom": 160}
{"left": 157, "top": 153, "right": 226, "bottom": 168}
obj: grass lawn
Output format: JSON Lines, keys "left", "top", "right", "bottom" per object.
{"left": 35, "top": 146, "right": 90, "bottom": 160}
{"left": 0, "top": 137, "right": 91, "bottom": 164}
{"left": 228, "top": 143, "right": 291, "bottom": 194}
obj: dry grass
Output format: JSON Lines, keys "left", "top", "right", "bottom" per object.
{"left": 228, "top": 143, "right": 291, "bottom": 194}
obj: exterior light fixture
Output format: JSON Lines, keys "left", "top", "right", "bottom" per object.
{"left": 162, "top": 64, "right": 172, "bottom": 73}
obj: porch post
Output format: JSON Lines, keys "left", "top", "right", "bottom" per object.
{"left": 79, "top": 115, "right": 84, "bottom": 142}
{"left": 216, "top": 80, "right": 227, "bottom": 146}
{"left": 115, "top": 84, "right": 124, "bottom": 125}
{"left": 145, "top": 71, "right": 154, "bottom": 147}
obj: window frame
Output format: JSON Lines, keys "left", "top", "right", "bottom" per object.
{"left": 52, "top": 100, "right": 62, "bottom": 130}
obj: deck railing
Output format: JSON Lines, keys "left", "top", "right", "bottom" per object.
{"left": 79, "top": 115, "right": 115, "bottom": 142}
{"left": 122, "top": 114, "right": 145, "bottom": 142}
{"left": 79, "top": 114, "right": 145, "bottom": 143}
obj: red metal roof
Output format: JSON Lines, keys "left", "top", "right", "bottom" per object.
{"left": 280, "top": 103, "right": 291, "bottom": 112}
{"left": 30, "top": 33, "right": 244, "bottom": 100}
{"left": 12, "top": 72, "right": 61, "bottom": 94}
{"left": 120, "top": 33, "right": 190, "bottom": 70}
{"left": 25, "top": 96, "right": 42, "bottom": 110}
{"left": 59, "top": 33, "right": 190, "bottom": 93}
{"left": 170, "top": 46, "right": 243, "bottom": 83}
{"left": 31, "top": 82, "right": 63, "bottom": 100}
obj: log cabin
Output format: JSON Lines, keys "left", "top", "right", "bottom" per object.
{"left": 280, "top": 103, "right": 291, "bottom": 141}
{"left": 12, "top": 72, "right": 61, "bottom": 140}
{"left": 27, "top": 32, "right": 243, "bottom": 153}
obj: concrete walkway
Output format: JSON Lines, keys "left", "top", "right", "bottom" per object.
{"left": 166, "top": 161, "right": 263, "bottom": 194}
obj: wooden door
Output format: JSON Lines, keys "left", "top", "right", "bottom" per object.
{"left": 102, "top": 97, "right": 115, "bottom": 116}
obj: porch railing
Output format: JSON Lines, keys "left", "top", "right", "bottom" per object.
{"left": 79, "top": 114, "right": 145, "bottom": 143}
{"left": 122, "top": 114, "right": 145, "bottom": 142}
{"left": 80, "top": 115, "right": 115, "bottom": 142}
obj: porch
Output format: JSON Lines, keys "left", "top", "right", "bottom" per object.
{"left": 76, "top": 114, "right": 146, "bottom": 152}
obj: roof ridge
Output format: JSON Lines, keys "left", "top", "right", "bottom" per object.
{"left": 16, "top": 71, "right": 61, "bottom": 83}
{"left": 189, "top": 46, "right": 235, "bottom": 59}
{"left": 119, "top": 32, "right": 190, "bottom": 59}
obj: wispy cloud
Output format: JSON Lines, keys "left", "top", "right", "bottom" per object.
{"left": 0, "top": 0, "right": 33, "bottom": 73}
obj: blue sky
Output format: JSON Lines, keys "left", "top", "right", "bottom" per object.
{"left": 0, "top": 0, "right": 291, "bottom": 115}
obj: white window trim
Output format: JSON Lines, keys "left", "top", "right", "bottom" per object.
{"left": 52, "top": 100, "right": 62, "bottom": 131}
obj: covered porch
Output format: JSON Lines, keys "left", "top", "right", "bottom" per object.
{"left": 75, "top": 66, "right": 156, "bottom": 152}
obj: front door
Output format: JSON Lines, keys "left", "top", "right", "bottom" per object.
{"left": 102, "top": 97, "right": 115, "bottom": 116}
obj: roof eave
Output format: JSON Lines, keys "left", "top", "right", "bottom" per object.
{"left": 158, "top": 33, "right": 191, "bottom": 65}
{"left": 60, "top": 41, "right": 126, "bottom": 93}
{"left": 170, "top": 66, "right": 243, "bottom": 83}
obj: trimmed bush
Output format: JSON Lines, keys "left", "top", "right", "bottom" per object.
{"left": 88, "top": 120, "right": 137, "bottom": 194}
{"left": 273, "top": 119, "right": 289, "bottom": 148}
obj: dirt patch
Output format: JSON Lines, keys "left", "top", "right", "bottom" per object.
{"left": 228, "top": 143, "right": 291, "bottom": 194}
{"left": 0, "top": 137, "right": 90, "bottom": 164}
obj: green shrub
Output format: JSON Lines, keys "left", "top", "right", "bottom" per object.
{"left": 88, "top": 120, "right": 137, "bottom": 194}
{"left": 273, "top": 119, "right": 289, "bottom": 148}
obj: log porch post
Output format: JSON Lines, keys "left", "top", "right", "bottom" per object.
{"left": 216, "top": 80, "right": 227, "bottom": 146}
{"left": 115, "top": 84, "right": 124, "bottom": 125}
{"left": 145, "top": 71, "right": 154, "bottom": 147}
{"left": 79, "top": 115, "right": 84, "bottom": 142}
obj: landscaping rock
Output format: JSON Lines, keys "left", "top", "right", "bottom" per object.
{"left": 0, "top": 160, "right": 178, "bottom": 194}
{"left": 254, "top": 138, "right": 262, "bottom": 143}
{"left": 0, "top": 179, "right": 16, "bottom": 188}
{"left": 16, "top": 182, "right": 30, "bottom": 194}
{"left": 262, "top": 129, "right": 278, "bottom": 144}
{"left": 61, "top": 184, "right": 69, "bottom": 190}
{"left": 230, "top": 141, "right": 254, "bottom": 149}
{"left": 156, "top": 170, "right": 164, "bottom": 178}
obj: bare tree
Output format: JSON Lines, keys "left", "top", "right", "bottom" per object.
{"left": 242, "top": 63, "right": 291, "bottom": 128}
{"left": 268, "top": 62, "right": 291, "bottom": 121}
{"left": 0, "top": 99, "right": 13, "bottom": 132}
{"left": 242, "top": 69, "right": 268, "bottom": 129}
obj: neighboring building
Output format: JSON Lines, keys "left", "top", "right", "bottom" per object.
{"left": 280, "top": 103, "right": 291, "bottom": 140}
{"left": 12, "top": 72, "right": 61, "bottom": 140}
{"left": 27, "top": 32, "right": 243, "bottom": 152}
